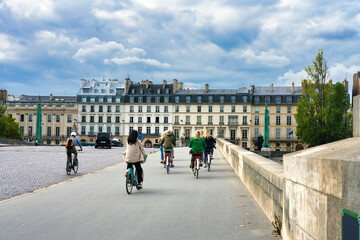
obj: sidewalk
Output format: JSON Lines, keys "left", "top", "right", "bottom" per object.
{"left": 0, "top": 147, "right": 277, "bottom": 240}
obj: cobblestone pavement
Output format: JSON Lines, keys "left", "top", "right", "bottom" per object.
{"left": 0, "top": 145, "right": 156, "bottom": 201}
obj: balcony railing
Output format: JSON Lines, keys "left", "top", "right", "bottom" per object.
{"left": 174, "top": 121, "right": 179, "bottom": 125}
{"left": 185, "top": 122, "right": 190, "bottom": 125}
{"left": 208, "top": 122, "right": 213, "bottom": 125}
{"left": 228, "top": 122, "right": 238, "bottom": 126}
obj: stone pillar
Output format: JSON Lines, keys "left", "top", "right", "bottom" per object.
{"left": 353, "top": 95, "right": 360, "bottom": 137}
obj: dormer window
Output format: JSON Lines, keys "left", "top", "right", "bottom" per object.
{"left": 157, "top": 89, "right": 161, "bottom": 94}
{"left": 149, "top": 89, "right": 152, "bottom": 94}
{"left": 131, "top": 89, "right": 135, "bottom": 94}
{"left": 94, "top": 89, "right": 98, "bottom": 93}
{"left": 165, "top": 88, "right": 169, "bottom": 94}
{"left": 140, "top": 89, "right": 144, "bottom": 94}
{"left": 101, "top": 89, "right": 105, "bottom": 93}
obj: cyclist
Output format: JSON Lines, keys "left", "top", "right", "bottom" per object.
{"left": 204, "top": 129, "right": 216, "bottom": 167}
{"left": 160, "top": 130, "right": 176, "bottom": 167}
{"left": 66, "top": 132, "right": 83, "bottom": 165}
{"left": 188, "top": 130, "right": 206, "bottom": 172}
{"left": 159, "top": 137, "right": 164, "bottom": 163}
{"left": 124, "top": 130, "right": 147, "bottom": 189}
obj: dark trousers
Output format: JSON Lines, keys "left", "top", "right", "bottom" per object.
{"left": 127, "top": 162, "right": 143, "bottom": 184}
{"left": 67, "top": 148, "right": 78, "bottom": 164}
{"left": 190, "top": 151, "right": 203, "bottom": 168}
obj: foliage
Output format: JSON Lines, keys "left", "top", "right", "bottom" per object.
{"left": 0, "top": 104, "right": 22, "bottom": 140}
{"left": 295, "top": 50, "right": 352, "bottom": 147}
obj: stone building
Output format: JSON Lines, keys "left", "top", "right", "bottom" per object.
{"left": 6, "top": 95, "right": 77, "bottom": 145}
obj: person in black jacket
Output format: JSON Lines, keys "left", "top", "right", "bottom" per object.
{"left": 203, "top": 129, "right": 216, "bottom": 168}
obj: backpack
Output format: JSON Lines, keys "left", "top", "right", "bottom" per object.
{"left": 66, "top": 138, "right": 74, "bottom": 149}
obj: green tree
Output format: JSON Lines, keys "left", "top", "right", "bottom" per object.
{"left": 0, "top": 104, "right": 22, "bottom": 140}
{"left": 295, "top": 50, "right": 352, "bottom": 147}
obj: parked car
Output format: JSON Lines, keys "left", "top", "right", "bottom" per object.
{"left": 111, "top": 138, "right": 122, "bottom": 147}
{"left": 95, "top": 132, "right": 111, "bottom": 148}
{"left": 153, "top": 143, "right": 160, "bottom": 148}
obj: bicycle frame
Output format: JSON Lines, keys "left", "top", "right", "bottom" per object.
{"left": 164, "top": 149, "right": 172, "bottom": 174}
{"left": 206, "top": 151, "right": 211, "bottom": 171}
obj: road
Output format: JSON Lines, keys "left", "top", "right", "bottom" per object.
{"left": 0, "top": 147, "right": 277, "bottom": 240}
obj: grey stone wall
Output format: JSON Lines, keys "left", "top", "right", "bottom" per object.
{"left": 353, "top": 95, "right": 360, "bottom": 137}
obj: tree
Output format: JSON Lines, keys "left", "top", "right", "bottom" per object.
{"left": 0, "top": 104, "right": 22, "bottom": 140}
{"left": 295, "top": 50, "right": 352, "bottom": 147}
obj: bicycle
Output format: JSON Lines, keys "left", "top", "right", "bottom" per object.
{"left": 66, "top": 149, "right": 81, "bottom": 175}
{"left": 163, "top": 149, "right": 172, "bottom": 174}
{"left": 205, "top": 150, "right": 212, "bottom": 172}
{"left": 193, "top": 155, "right": 201, "bottom": 179}
{"left": 125, "top": 158, "right": 146, "bottom": 194}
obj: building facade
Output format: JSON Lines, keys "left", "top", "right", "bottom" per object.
{"left": 6, "top": 95, "right": 77, "bottom": 145}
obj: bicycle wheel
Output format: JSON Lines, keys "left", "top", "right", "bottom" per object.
{"left": 207, "top": 154, "right": 211, "bottom": 172}
{"left": 196, "top": 167, "right": 199, "bottom": 179}
{"left": 66, "top": 159, "right": 71, "bottom": 175}
{"left": 125, "top": 175, "right": 133, "bottom": 194}
{"left": 73, "top": 160, "right": 78, "bottom": 173}
{"left": 166, "top": 156, "right": 170, "bottom": 174}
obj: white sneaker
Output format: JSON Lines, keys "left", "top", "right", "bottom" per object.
{"left": 190, "top": 168, "right": 194, "bottom": 173}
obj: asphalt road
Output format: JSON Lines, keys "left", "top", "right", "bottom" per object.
{"left": 0, "top": 147, "right": 278, "bottom": 240}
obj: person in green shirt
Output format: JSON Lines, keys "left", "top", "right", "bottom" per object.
{"left": 188, "top": 130, "right": 207, "bottom": 172}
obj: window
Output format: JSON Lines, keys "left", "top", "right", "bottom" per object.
{"left": 175, "top": 96, "right": 180, "bottom": 103}
{"left": 147, "top": 97, "right": 152, "bottom": 103}
{"left": 219, "top": 116, "right": 224, "bottom": 125}
{"left": 90, "top": 106, "right": 94, "bottom": 112}
{"left": 155, "top": 97, "right": 160, "bottom": 103}
{"left": 209, "top": 106, "right": 212, "bottom": 112}
{"left": 29, "top": 114, "right": 32, "bottom": 122}
{"left": 147, "top": 117, "right": 151, "bottom": 123}
{"left": 129, "top": 97, "right": 134, "bottom": 103}
{"left": 185, "top": 129, "right": 190, "bottom": 139}
{"left": 20, "top": 114, "right": 24, "bottom": 122}
{"left": 156, "top": 117, "right": 160, "bottom": 123}
{"left": 276, "top": 96, "right": 281, "bottom": 104}
{"left": 90, "top": 116, "right": 94, "bottom": 123}
{"left": 164, "top": 117, "right": 168, "bottom": 123}
{"left": 129, "top": 127, "right": 133, "bottom": 133}
{"left": 287, "top": 128, "right": 292, "bottom": 139}
{"left": 186, "top": 106, "right": 190, "bottom": 112}
{"left": 98, "top": 126, "right": 103, "bottom": 133}
{"left": 276, "top": 106, "right": 281, "bottom": 113}
{"left": 82, "top": 116, "right": 86, "bottom": 123}
{"left": 186, "top": 96, "right": 191, "bottom": 103}
{"left": 255, "top": 116, "right": 259, "bottom": 125}
{"left": 175, "top": 106, "right": 179, "bottom": 112}
{"left": 146, "top": 127, "right": 151, "bottom": 134}
{"left": 220, "top": 96, "right": 225, "bottom": 103}
{"left": 67, "top": 127, "right": 72, "bottom": 137}
{"left": 242, "top": 116, "right": 247, "bottom": 125}
{"left": 116, "top": 97, "right": 121, "bottom": 103}
{"left": 20, "top": 126, "right": 24, "bottom": 137}
{"left": 157, "top": 89, "right": 161, "bottom": 94}
{"left": 231, "top": 106, "right": 235, "bottom": 112}
{"left": 164, "top": 106, "right": 168, "bottom": 113}
{"left": 90, "top": 126, "right": 94, "bottom": 135}
{"left": 197, "top": 116, "right": 201, "bottom": 125}
{"left": 242, "top": 142, "right": 248, "bottom": 148}
{"left": 231, "top": 130, "right": 236, "bottom": 140}
{"left": 286, "top": 96, "right": 292, "bottom": 104}
{"left": 107, "top": 116, "right": 111, "bottom": 123}
{"left": 67, "top": 115, "right": 72, "bottom": 123}
{"left": 130, "top": 106, "right": 134, "bottom": 112}
{"left": 197, "top": 106, "right": 201, "bottom": 112}
{"left": 147, "top": 106, "right": 151, "bottom": 112}
{"left": 56, "top": 115, "right": 60, "bottom": 122}
{"left": 138, "top": 97, "right": 143, "bottom": 103}
{"left": 130, "top": 117, "right": 133, "bottom": 123}
{"left": 116, "top": 117, "right": 120, "bottom": 123}
{"left": 107, "top": 106, "right": 111, "bottom": 112}
{"left": 90, "top": 97, "right": 95, "bottom": 103}
{"left": 99, "top": 116, "right": 103, "bottom": 123}
{"left": 175, "top": 116, "right": 179, "bottom": 124}
{"left": 197, "top": 96, "right": 202, "bottom": 103}
{"left": 231, "top": 96, "right": 236, "bottom": 103}
{"left": 155, "top": 127, "right": 160, "bottom": 134}
{"left": 243, "top": 106, "right": 247, "bottom": 113}
{"left": 48, "top": 115, "right": 51, "bottom": 122}
{"left": 254, "top": 96, "right": 260, "bottom": 104}
{"left": 287, "top": 116, "right": 292, "bottom": 125}
{"left": 208, "top": 96, "right": 213, "bottom": 103}
{"left": 80, "top": 126, "right": 85, "bottom": 135}
{"left": 47, "top": 127, "right": 51, "bottom": 137}
{"left": 220, "top": 106, "right": 224, "bottom": 112}
{"left": 138, "top": 117, "right": 142, "bottom": 123}
{"left": 242, "top": 96, "right": 248, "bottom": 102}
{"left": 156, "top": 106, "right": 160, "bottom": 112}
{"left": 140, "top": 89, "right": 144, "bottom": 94}
{"left": 138, "top": 106, "right": 142, "bottom": 112}
{"left": 276, "top": 128, "right": 280, "bottom": 140}
{"left": 107, "top": 126, "right": 111, "bottom": 133}
{"left": 138, "top": 127, "right": 142, "bottom": 134}
{"left": 287, "top": 106, "right": 291, "bottom": 113}
{"left": 208, "top": 116, "right": 213, "bottom": 125}
{"left": 82, "top": 106, "right": 86, "bottom": 112}
{"left": 164, "top": 127, "right": 168, "bottom": 132}
{"left": 276, "top": 116, "right": 281, "bottom": 125}
{"left": 186, "top": 116, "right": 190, "bottom": 124}
{"left": 254, "top": 128, "right": 259, "bottom": 138}
{"left": 166, "top": 88, "right": 169, "bottom": 94}
{"left": 115, "top": 127, "right": 120, "bottom": 135}
{"left": 164, "top": 97, "right": 169, "bottom": 103}
{"left": 265, "top": 96, "right": 270, "bottom": 104}
{"left": 242, "top": 129, "right": 248, "bottom": 140}
{"left": 82, "top": 97, "right": 87, "bottom": 102}
{"left": 53, "top": 126, "right": 59, "bottom": 137}
{"left": 174, "top": 129, "right": 179, "bottom": 139}
{"left": 99, "top": 106, "right": 103, "bottom": 112}
{"left": 255, "top": 106, "right": 259, "bottom": 113}
{"left": 229, "top": 116, "right": 238, "bottom": 125}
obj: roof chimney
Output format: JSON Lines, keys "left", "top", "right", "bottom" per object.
{"left": 270, "top": 83, "right": 274, "bottom": 92}
{"left": 291, "top": 82, "right": 295, "bottom": 94}
{"left": 250, "top": 85, "right": 255, "bottom": 93}
{"left": 173, "top": 79, "right": 178, "bottom": 93}
{"left": 162, "top": 80, "right": 167, "bottom": 89}
{"left": 353, "top": 72, "right": 360, "bottom": 98}
{"left": 342, "top": 78, "right": 349, "bottom": 93}
{"left": 204, "top": 83, "right": 209, "bottom": 93}
{"left": 49, "top": 94, "right": 53, "bottom": 101}
{"left": 124, "top": 78, "right": 132, "bottom": 94}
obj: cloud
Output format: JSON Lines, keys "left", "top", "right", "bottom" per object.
{"left": 0, "top": 34, "right": 22, "bottom": 62}
{"left": 277, "top": 69, "right": 307, "bottom": 86}
{"left": 0, "top": 0, "right": 56, "bottom": 19}
{"left": 234, "top": 48, "right": 290, "bottom": 67}
{"left": 93, "top": 9, "right": 141, "bottom": 27}
{"left": 104, "top": 56, "right": 171, "bottom": 68}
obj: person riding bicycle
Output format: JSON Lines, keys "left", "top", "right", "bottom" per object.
{"left": 188, "top": 130, "right": 206, "bottom": 172}
{"left": 160, "top": 130, "right": 176, "bottom": 167}
{"left": 124, "top": 130, "right": 147, "bottom": 189}
{"left": 66, "top": 132, "right": 83, "bottom": 165}
{"left": 204, "top": 130, "right": 216, "bottom": 167}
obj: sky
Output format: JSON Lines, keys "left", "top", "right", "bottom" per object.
{"left": 0, "top": 0, "right": 360, "bottom": 96}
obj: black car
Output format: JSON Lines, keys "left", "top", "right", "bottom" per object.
{"left": 111, "top": 138, "right": 123, "bottom": 147}
{"left": 95, "top": 133, "right": 111, "bottom": 148}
